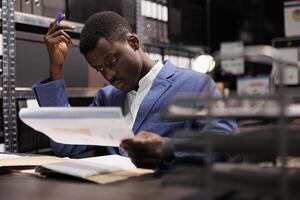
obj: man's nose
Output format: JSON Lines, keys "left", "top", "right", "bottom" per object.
{"left": 103, "top": 67, "right": 116, "bottom": 82}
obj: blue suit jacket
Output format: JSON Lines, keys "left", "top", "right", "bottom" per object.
{"left": 33, "top": 61, "right": 237, "bottom": 159}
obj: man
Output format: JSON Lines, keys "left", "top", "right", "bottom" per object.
{"left": 33, "top": 11, "right": 237, "bottom": 169}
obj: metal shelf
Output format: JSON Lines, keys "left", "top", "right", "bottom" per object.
{"left": 0, "top": 87, "right": 99, "bottom": 99}
{"left": 2, "top": 0, "right": 18, "bottom": 152}
{"left": 0, "top": 8, "right": 84, "bottom": 34}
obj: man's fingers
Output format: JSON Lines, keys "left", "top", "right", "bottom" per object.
{"left": 120, "top": 138, "right": 132, "bottom": 146}
{"left": 48, "top": 14, "right": 66, "bottom": 33}
{"left": 47, "top": 19, "right": 76, "bottom": 35}
{"left": 48, "top": 30, "right": 73, "bottom": 46}
{"left": 49, "top": 35, "right": 70, "bottom": 45}
{"left": 120, "top": 139, "right": 133, "bottom": 150}
{"left": 121, "top": 139, "right": 150, "bottom": 150}
{"left": 131, "top": 158, "right": 161, "bottom": 169}
{"left": 48, "top": 20, "right": 58, "bottom": 31}
{"left": 46, "top": 27, "right": 73, "bottom": 46}
{"left": 51, "top": 30, "right": 72, "bottom": 40}
{"left": 122, "top": 142, "right": 162, "bottom": 154}
{"left": 126, "top": 148, "right": 162, "bottom": 159}
{"left": 121, "top": 134, "right": 170, "bottom": 169}
{"left": 125, "top": 147, "right": 164, "bottom": 168}
{"left": 48, "top": 24, "right": 76, "bottom": 35}
{"left": 48, "top": 19, "right": 60, "bottom": 34}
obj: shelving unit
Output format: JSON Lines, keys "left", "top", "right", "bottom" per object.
{"left": 14, "top": 11, "right": 84, "bottom": 33}
{"left": 2, "top": 0, "right": 18, "bottom": 152}
{"left": 138, "top": 0, "right": 203, "bottom": 69}
{"left": 0, "top": 3, "right": 86, "bottom": 152}
{"left": 0, "top": 8, "right": 84, "bottom": 33}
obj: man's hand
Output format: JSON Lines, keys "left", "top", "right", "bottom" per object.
{"left": 120, "top": 132, "right": 174, "bottom": 169}
{"left": 44, "top": 14, "right": 75, "bottom": 80}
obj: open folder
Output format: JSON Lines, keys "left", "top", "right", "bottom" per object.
{"left": 35, "top": 155, "right": 153, "bottom": 184}
{"left": 0, "top": 154, "right": 153, "bottom": 184}
{"left": 19, "top": 107, "right": 134, "bottom": 147}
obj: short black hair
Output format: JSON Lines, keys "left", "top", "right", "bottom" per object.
{"left": 79, "top": 11, "right": 133, "bottom": 55}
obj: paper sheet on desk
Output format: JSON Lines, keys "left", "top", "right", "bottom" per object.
{"left": 0, "top": 154, "right": 22, "bottom": 160}
{"left": 0, "top": 154, "right": 63, "bottom": 167}
{"left": 19, "top": 107, "right": 134, "bottom": 147}
{"left": 37, "top": 155, "right": 153, "bottom": 184}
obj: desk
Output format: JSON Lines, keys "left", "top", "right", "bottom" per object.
{"left": 0, "top": 165, "right": 207, "bottom": 200}
{"left": 1, "top": 163, "right": 299, "bottom": 200}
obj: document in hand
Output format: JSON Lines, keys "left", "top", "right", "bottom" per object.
{"left": 19, "top": 107, "right": 134, "bottom": 147}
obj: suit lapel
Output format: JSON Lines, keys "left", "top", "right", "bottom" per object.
{"left": 111, "top": 89, "right": 126, "bottom": 111}
{"left": 132, "top": 61, "right": 176, "bottom": 133}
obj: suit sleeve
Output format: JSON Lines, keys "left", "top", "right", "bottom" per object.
{"left": 173, "top": 74, "right": 238, "bottom": 163}
{"left": 32, "top": 78, "right": 91, "bottom": 157}
{"left": 32, "top": 78, "right": 69, "bottom": 107}
{"left": 196, "top": 75, "right": 238, "bottom": 134}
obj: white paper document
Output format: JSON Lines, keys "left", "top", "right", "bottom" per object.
{"left": 41, "top": 155, "right": 137, "bottom": 178}
{"left": 19, "top": 107, "right": 134, "bottom": 147}
{"left": 0, "top": 153, "right": 22, "bottom": 160}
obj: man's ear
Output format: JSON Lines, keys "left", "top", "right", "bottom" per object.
{"left": 127, "top": 34, "right": 140, "bottom": 51}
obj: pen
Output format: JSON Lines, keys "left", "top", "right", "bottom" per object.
{"left": 56, "top": 12, "right": 64, "bottom": 24}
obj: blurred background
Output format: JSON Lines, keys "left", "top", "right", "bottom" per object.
{"left": 0, "top": 0, "right": 299, "bottom": 153}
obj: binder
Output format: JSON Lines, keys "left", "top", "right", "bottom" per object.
{"left": 15, "top": 0, "right": 21, "bottom": 12}
{"left": 144, "top": 18, "right": 156, "bottom": 39}
{"left": 32, "top": 0, "right": 42, "bottom": 15}
{"left": 21, "top": 0, "right": 32, "bottom": 14}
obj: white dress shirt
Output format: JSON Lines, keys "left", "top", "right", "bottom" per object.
{"left": 124, "top": 60, "right": 164, "bottom": 129}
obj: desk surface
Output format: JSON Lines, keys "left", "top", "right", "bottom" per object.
{"left": 0, "top": 165, "right": 207, "bottom": 200}
{"left": 1, "top": 164, "right": 299, "bottom": 200}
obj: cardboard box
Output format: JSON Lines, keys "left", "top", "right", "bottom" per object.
{"left": 284, "top": 1, "right": 300, "bottom": 37}
{"left": 237, "top": 76, "right": 270, "bottom": 96}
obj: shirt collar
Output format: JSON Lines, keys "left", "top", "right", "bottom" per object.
{"left": 138, "top": 60, "right": 164, "bottom": 90}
